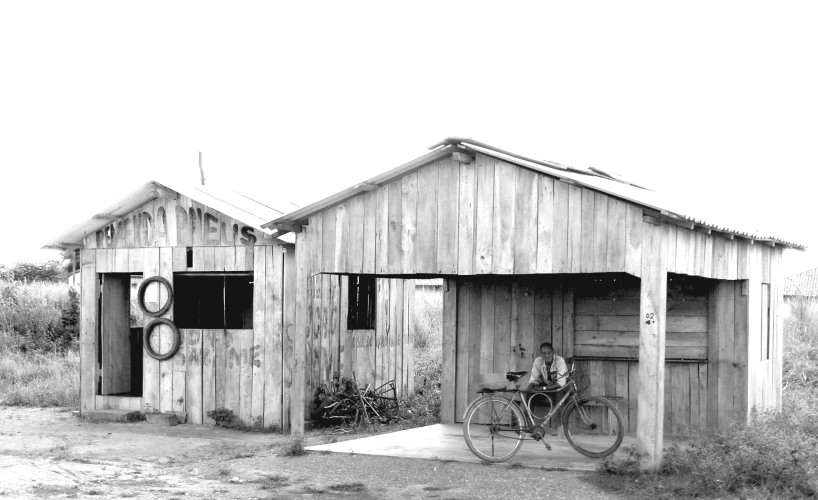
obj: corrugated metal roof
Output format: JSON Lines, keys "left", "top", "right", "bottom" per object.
{"left": 266, "top": 138, "right": 806, "bottom": 249}
{"left": 42, "top": 179, "right": 295, "bottom": 250}
{"left": 785, "top": 268, "right": 818, "bottom": 297}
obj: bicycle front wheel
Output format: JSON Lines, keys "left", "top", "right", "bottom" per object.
{"left": 561, "top": 395, "right": 624, "bottom": 458}
{"left": 463, "top": 395, "right": 524, "bottom": 462}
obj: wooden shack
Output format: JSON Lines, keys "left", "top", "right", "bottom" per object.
{"left": 44, "top": 181, "right": 414, "bottom": 430}
{"left": 265, "top": 138, "right": 803, "bottom": 468}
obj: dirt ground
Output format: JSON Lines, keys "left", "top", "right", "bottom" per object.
{"left": 0, "top": 407, "right": 625, "bottom": 499}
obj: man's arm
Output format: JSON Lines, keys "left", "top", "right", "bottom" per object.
{"left": 551, "top": 356, "right": 569, "bottom": 388}
{"left": 528, "top": 358, "right": 543, "bottom": 388}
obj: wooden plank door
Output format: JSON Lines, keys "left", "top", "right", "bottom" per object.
{"left": 101, "top": 273, "right": 131, "bottom": 395}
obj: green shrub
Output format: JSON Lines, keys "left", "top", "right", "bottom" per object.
{"left": 205, "top": 408, "right": 281, "bottom": 433}
{"left": 603, "top": 403, "right": 818, "bottom": 498}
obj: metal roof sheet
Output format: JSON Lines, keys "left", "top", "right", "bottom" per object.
{"left": 42, "top": 179, "right": 295, "bottom": 250}
{"left": 785, "top": 268, "right": 818, "bottom": 297}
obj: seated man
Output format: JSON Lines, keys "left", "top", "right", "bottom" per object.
{"left": 527, "top": 342, "right": 568, "bottom": 436}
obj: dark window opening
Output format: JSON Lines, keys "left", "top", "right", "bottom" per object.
{"left": 186, "top": 247, "right": 193, "bottom": 268}
{"left": 174, "top": 274, "right": 253, "bottom": 329}
{"left": 347, "top": 275, "right": 376, "bottom": 330}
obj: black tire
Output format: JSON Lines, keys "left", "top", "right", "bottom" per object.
{"left": 137, "top": 276, "right": 173, "bottom": 317}
{"left": 463, "top": 395, "right": 525, "bottom": 462}
{"left": 143, "top": 318, "right": 181, "bottom": 361}
{"left": 561, "top": 395, "right": 624, "bottom": 458}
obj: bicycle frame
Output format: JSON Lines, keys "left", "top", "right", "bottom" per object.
{"left": 462, "top": 370, "right": 592, "bottom": 439}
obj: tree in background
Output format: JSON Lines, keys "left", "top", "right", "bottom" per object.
{"left": 60, "top": 249, "right": 80, "bottom": 277}
{"left": 1, "top": 260, "right": 65, "bottom": 282}
{"left": 1, "top": 257, "right": 79, "bottom": 352}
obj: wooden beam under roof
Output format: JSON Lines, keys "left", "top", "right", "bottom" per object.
{"left": 273, "top": 221, "right": 303, "bottom": 234}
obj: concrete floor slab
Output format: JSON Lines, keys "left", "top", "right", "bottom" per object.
{"left": 307, "top": 424, "right": 638, "bottom": 471}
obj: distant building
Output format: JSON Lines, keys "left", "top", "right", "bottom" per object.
{"left": 785, "top": 268, "right": 818, "bottom": 300}
{"left": 784, "top": 268, "right": 818, "bottom": 317}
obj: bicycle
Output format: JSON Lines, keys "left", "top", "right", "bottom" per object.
{"left": 462, "top": 358, "right": 624, "bottom": 462}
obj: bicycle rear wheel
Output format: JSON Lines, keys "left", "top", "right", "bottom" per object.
{"left": 463, "top": 395, "right": 524, "bottom": 462}
{"left": 561, "top": 395, "right": 624, "bottom": 458}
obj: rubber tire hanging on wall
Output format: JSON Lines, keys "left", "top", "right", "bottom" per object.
{"left": 143, "top": 318, "right": 181, "bottom": 361}
{"left": 137, "top": 276, "right": 173, "bottom": 317}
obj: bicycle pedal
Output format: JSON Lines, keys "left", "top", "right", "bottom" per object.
{"left": 543, "top": 442, "right": 551, "bottom": 451}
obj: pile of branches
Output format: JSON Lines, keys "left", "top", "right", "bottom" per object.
{"left": 311, "top": 372, "right": 399, "bottom": 427}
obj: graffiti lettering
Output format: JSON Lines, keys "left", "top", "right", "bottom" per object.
{"left": 229, "top": 347, "right": 241, "bottom": 368}
{"left": 240, "top": 226, "right": 256, "bottom": 246}
{"left": 156, "top": 206, "right": 167, "bottom": 242}
{"left": 220, "top": 221, "right": 228, "bottom": 245}
{"left": 189, "top": 207, "right": 203, "bottom": 244}
{"left": 93, "top": 202, "right": 266, "bottom": 248}
{"left": 205, "top": 213, "right": 219, "bottom": 244}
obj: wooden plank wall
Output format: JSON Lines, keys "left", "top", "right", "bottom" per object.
{"left": 300, "top": 153, "right": 755, "bottom": 281}
{"left": 451, "top": 276, "right": 572, "bottom": 422}
{"left": 305, "top": 275, "right": 414, "bottom": 413}
{"left": 573, "top": 273, "right": 710, "bottom": 360}
{"left": 573, "top": 359, "right": 708, "bottom": 435}
{"left": 739, "top": 244, "right": 784, "bottom": 422}
{"left": 84, "top": 244, "right": 291, "bottom": 428}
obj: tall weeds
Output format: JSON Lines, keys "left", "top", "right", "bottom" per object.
{"left": 410, "top": 280, "right": 442, "bottom": 422}
{"left": 784, "top": 296, "right": 818, "bottom": 390}
{"left": 0, "top": 331, "right": 80, "bottom": 406}
{"left": 0, "top": 280, "right": 80, "bottom": 407}
{"left": 0, "top": 280, "right": 78, "bottom": 352}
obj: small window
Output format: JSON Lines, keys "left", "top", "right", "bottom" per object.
{"left": 761, "top": 283, "right": 771, "bottom": 360}
{"left": 347, "top": 275, "right": 376, "bottom": 330}
{"left": 174, "top": 274, "right": 253, "bottom": 329}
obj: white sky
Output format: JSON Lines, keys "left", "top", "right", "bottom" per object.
{"left": 1, "top": 1, "right": 816, "bottom": 276}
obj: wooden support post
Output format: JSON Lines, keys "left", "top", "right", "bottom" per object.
{"left": 79, "top": 250, "right": 98, "bottom": 416}
{"left": 440, "top": 278, "right": 457, "bottom": 423}
{"left": 637, "top": 218, "right": 668, "bottom": 471}
{"left": 291, "top": 232, "right": 308, "bottom": 439}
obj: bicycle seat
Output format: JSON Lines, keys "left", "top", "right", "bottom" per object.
{"left": 505, "top": 371, "right": 528, "bottom": 382}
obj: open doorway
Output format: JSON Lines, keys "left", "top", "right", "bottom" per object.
{"left": 413, "top": 279, "right": 443, "bottom": 420}
{"left": 99, "top": 274, "right": 144, "bottom": 396}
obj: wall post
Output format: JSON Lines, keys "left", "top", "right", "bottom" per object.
{"left": 637, "top": 216, "right": 667, "bottom": 471}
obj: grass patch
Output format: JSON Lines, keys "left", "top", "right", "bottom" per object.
{"left": 280, "top": 438, "right": 306, "bottom": 457}
{"left": 229, "top": 449, "right": 256, "bottom": 460}
{"left": 0, "top": 344, "right": 79, "bottom": 406}
{"left": 256, "top": 474, "right": 290, "bottom": 490}
{"left": 327, "top": 482, "right": 366, "bottom": 493}
{"left": 205, "top": 408, "right": 281, "bottom": 433}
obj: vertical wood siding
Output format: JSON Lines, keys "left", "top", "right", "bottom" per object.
{"left": 300, "top": 153, "right": 755, "bottom": 281}
{"left": 304, "top": 275, "right": 415, "bottom": 412}
{"left": 84, "top": 243, "right": 291, "bottom": 429}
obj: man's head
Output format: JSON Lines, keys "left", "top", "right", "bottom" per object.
{"left": 539, "top": 342, "right": 554, "bottom": 363}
